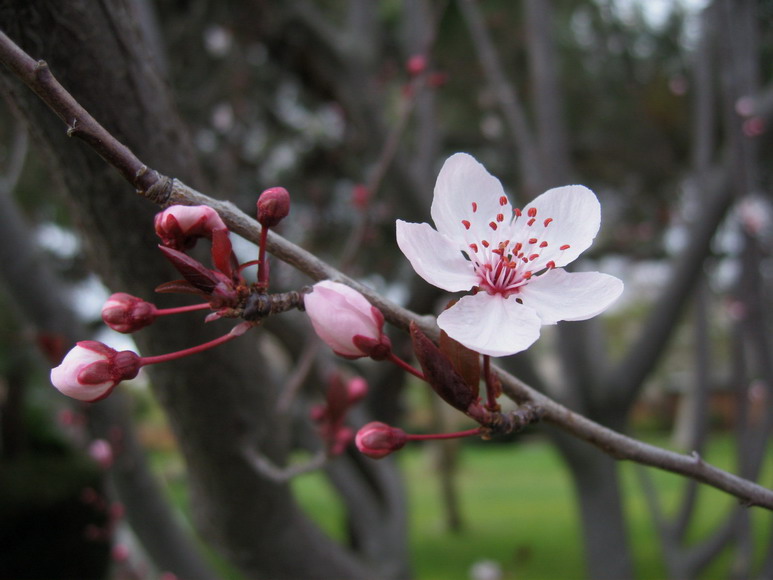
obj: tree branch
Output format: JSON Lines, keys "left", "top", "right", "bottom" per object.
{"left": 2, "top": 27, "right": 772, "bottom": 511}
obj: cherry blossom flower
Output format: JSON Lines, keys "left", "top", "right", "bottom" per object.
{"left": 304, "top": 281, "right": 392, "bottom": 359}
{"left": 396, "top": 153, "right": 623, "bottom": 357}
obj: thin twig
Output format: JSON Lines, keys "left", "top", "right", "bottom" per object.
{"left": 2, "top": 29, "right": 772, "bottom": 510}
{"left": 243, "top": 446, "right": 328, "bottom": 483}
{"left": 457, "top": 0, "right": 542, "bottom": 197}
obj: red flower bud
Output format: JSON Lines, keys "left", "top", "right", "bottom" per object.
{"left": 101, "top": 293, "right": 158, "bottom": 333}
{"left": 257, "top": 187, "right": 291, "bottom": 228}
{"left": 154, "top": 205, "right": 227, "bottom": 250}
{"left": 406, "top": 54, "right": 427, "bottom": 76}
{"left": 355, "top": 422, "right": 408, "bottom": 459}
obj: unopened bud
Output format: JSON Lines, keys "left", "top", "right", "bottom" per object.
{"left": 355, "top": 422, "right": 408, "bottom": 459}
{"left": 257, "top": 187, "right": 291, "bottom": 228}
{"left": 305, "top": 281, "right": 391, "bottom": 360}
{"left": 50, "top": 341, "right": 141, "bottom": 402}
{"left": 155, "top": 205, "right": 227, "bottom": 250}
{"left": 101, "top": 293, "right": 157, "bottom": 333}
{"left": 346, "top": 376, "right": 368, "bottom": 404}
{"left": 406, "top": 54, "right": 427, "bottom": 76}
{"left": 88, "top": 439, "right": 114, "bottom": 469}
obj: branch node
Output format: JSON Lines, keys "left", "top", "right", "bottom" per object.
{"left": 66, "top": 118, "right": 78, "bottom": 137}
{"left": 140, "top": 173, "right": 173, "bottom": 204}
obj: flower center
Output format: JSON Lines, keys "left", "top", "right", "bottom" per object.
{"left": 462, "top": 203, "right": 570, "bottom": 298}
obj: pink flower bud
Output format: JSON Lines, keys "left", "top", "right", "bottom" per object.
{"left": 88, "top": 439, "right": 114, "bottom": 469}
{"left": 101, "top": 293, "right": 158, "bottom": 333}
{"left": 406, "top": 54, "right": 427, "bottom": 76}
{"left": 304, "top": 281, "right": 391, "bottom": 359}
{"left": 355, "top": 422, "right": 408, "bottom": 459}
{"left": 50, "top": 341, "right": 141, "bottom": 402}
{"left": 257, "top": 187, "right": 291, "bottom": 228}
{"left": 346, "top": 376, "right": 368, "bottom": 404}
{"left": 154, "top": 205, "right": 227, "bottom": 250}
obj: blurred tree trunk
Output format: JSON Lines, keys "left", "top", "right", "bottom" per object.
{"left": 0, "top": 1, "right": 394, "bottom": 578}
{"left": 524, "top": 1, "right": 635, "bottom": 577}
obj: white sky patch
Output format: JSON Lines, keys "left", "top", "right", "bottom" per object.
{"left": 35, "top": 222, "right": 79, "bottom": 258}
{"left": 610, "top": 0, "right": 709, "bottom": 28}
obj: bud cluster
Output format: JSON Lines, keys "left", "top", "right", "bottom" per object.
{"left": 51, "top": 190, "right": 298, "bottom": 403}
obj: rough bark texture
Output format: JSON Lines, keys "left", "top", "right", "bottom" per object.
{"left": 0, "top": 1, "right": 377, "bottom": 578}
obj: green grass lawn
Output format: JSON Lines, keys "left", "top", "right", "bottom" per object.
{"left": 292, "top": 433, "right": 773, "bottom": 580}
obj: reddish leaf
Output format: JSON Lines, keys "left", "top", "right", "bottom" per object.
{"left": 410, "top": 322, "right": 476, "bottom": 413}
{"left": 157, "top": 245, "right": 222, "bottom": 293}
{"left": 439, "top": 330, "right": 480, "bottom": 399}
{"left": 155, "top": 279, "right": 209, "bottom": 296}
{"left": 211, "top": 228, "right": 235, "bottom": 278}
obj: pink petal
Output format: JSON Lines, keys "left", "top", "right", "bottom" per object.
{"left": 517, "top": 268, "right": 623, "bottom": 324}
{"left": 514, "top": 185, "right": 600, "bottom": 268}
{"left": 305, "top": 281, "right": 381, "bottom": 357}
{"left": 430, "top": 153, "right": 510, "bottom": 242}
{"left": 437, "top": 293, "right": 542, "bottom": 357}
{"left": 396, "top": 220, "right": 478, "bottom": 292}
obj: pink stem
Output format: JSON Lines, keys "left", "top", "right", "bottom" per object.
{"left": 154, "top": 303, "right": 212, "bottom": 316}
{"left": 139, "top": 326, "right": 246, "bottom": 366}
{"left": 256, "top": 227, "right": 269, "bottom": 289}
{"left": 407, "top": 428, "right": 481, "bottom": 441}
{"left": 237, "top": 259, "right": 260, "bottom": 275}
{"left": 483, "top": 354, "right": 500, "bottom": 411}
{"left": 388, "top": 353, "right": 426, "bottom": 381}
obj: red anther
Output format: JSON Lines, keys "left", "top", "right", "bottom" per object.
{"left": 472, "top": 202, "right": 478, "bottom": 212}
{"left": 462, "top": 220, "right": 471, "bottom": 230}
{"left": 546, "top": 260, "right": 556, "bottom": 269}
{"left": 528, "top": 254, "right": 540, "bottom": 261}
{"left": 527, "top": 218, "right": 536, "bottom": 226}
{"left": 539, "top": 241, "right": 548, "bottom": 248}
{"left": 523, "top": 271, "right": 533, "bottom": 279}
{"left": 514, "top": 208, "right": 522, "bottom": 216}
{"left": 492, "top": 247, "right": 504, "bottom": 256}
{"left": 489, "top": 222, "right": 498, "bottom": 230}
{"left": 544, "top": 218, "right": 553, "bottom": 227}
{"left": 560, "top": 244, "right": 571, "bottom": 251}
{"left": 496, "top": 213, "right": 504, "bottom": 222}
{"left": 499, "top": 196, "right": 508, "bottom": 206}
{"left": 528, "top": 238, "right": 538, "bottom": 244}
{"left": 528, "top": 207, "right": 537, "bottom": 217}
{"left": 469, "top": 243, "right": 479, "bottom": 252}
{"left": 513, "top": 242, "right": 522, "bottom": 253}
{"left": 481, "top": 240, "right": 490, "bottom": 248}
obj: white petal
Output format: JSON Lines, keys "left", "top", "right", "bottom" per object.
{"left": 518, "top": 268, "right": 624, "bottom": 324}
{"left": 437, "top": 293, "right": 542, "bottom": 357}
{"left": 396, "top": 220, "right": 478, "bottom": 292}
{"left": 431, "top": 153, "right": 510, "bottom": 241}
{"left": 514, "top": 185, "right": 601, "bottom": 268}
